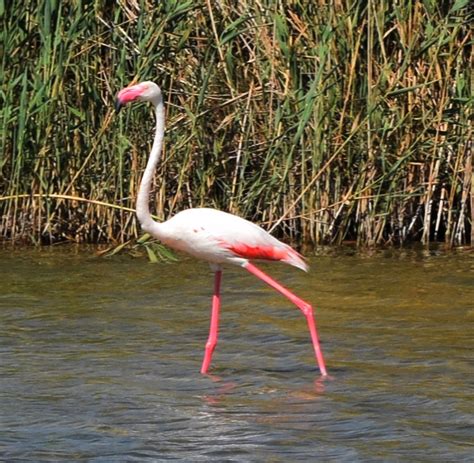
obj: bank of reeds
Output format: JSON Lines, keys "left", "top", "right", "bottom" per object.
{"left": 1, "top": 0, "right": 472, "bottom": 247}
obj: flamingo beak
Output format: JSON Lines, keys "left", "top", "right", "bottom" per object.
{"left": 115, "top": 84, "right": 145, "bottom": 113}
{"left": 115, "top": 98, "right": 123, "bottom": 113}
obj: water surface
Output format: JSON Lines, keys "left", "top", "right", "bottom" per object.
{"left": 1, "top": 247, "right": 473, "bottom": 461}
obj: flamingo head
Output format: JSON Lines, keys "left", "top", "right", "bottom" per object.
{"left": 115, "top": 81, "right": 161, "bottom": 112}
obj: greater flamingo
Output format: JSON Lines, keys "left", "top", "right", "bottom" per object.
{"left": 115, "top": 81, "right": 327, "bottom": 376}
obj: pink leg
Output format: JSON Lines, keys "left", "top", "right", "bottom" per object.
{"left": 244, "top": 262, "right": 328, "bottom": 376}
{"left": 201, "top": 269, "right": 222, "bottom": 374}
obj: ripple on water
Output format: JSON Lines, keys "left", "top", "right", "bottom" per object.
{"left": 0, "top": 247, "right": 473, "bottom": 461}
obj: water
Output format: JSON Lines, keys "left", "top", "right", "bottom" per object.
{"left": 1, "top": 246, "right": 472, "bottom": 462}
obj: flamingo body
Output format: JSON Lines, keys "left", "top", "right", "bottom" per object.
{"left": 152, "top": 207, "right": 308, "bottom": 271}
{"left": 115, "top": 81, "right": 327, "bottom": 376}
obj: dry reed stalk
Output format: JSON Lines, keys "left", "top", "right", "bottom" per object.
{"left": 0, "top": 0, "right": 471, "bottom": 250}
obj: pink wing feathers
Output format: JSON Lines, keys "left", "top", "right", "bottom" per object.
{"left": 158, "top": 208, "right": 308, "bottom": 271}
{"left": 175, "top": 208, "right": 307, "bottom": 271}
{"left": 220, "top": 240, "right": 308, "bottom": 271}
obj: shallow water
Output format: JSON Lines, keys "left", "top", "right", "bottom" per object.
{"left": 0, "top": 246, "right": 473, "bottom": 461}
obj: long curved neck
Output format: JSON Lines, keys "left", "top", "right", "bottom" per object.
{"left": 136, "top": 94, "right": 165, "bottom": 232}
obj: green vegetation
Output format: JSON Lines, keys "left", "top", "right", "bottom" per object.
{"left": 1, "top": 0, "right": 472, "bottom": 247}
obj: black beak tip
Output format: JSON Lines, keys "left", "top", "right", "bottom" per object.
{"left": 115, "top": 99, "right": 123, "bottom": 113}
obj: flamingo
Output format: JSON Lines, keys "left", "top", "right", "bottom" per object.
{"left": 115, "top": 81, "right": 327, "bottom": 376}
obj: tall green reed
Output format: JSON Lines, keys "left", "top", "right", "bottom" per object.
{"left": 0, "top": 0, "right": 472, "bottom": 247}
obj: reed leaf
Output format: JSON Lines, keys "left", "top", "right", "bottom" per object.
{"left": 0, "top": 0, "right": 471, "bottom": 248}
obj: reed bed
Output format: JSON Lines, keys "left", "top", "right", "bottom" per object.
{"left": 1, "top": 0, "right": 472, "bottom": 248}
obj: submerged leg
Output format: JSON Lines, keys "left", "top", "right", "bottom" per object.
{"left": 244, "top": 262, "right": 328, "bottom": 376}
{"left": 201, "top": 269, "right": 223, "bottom": 374}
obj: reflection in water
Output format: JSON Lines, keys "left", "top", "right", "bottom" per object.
{"left": 0, "top": 246, "right": 472, "bottom": 461}
{"left": 201, "top": 374, "right": 239, "bottom": 405}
